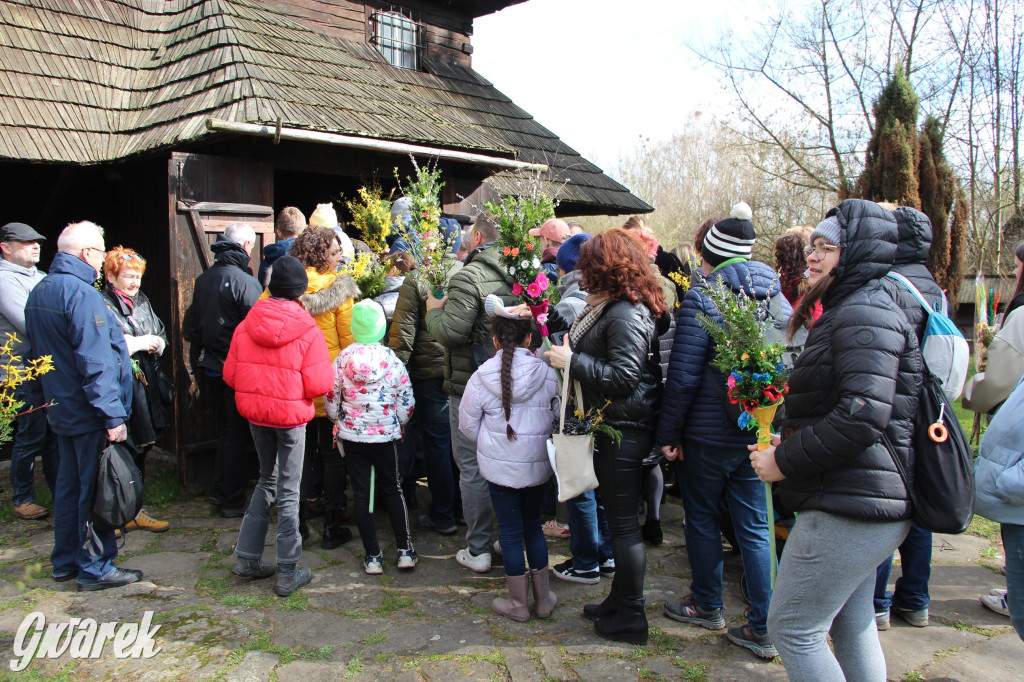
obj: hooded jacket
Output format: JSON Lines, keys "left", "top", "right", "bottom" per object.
{"left": 296, "top": 267, "right": 358, "bottom": 417}
{"left": 973, "top": 375, "right": 1024, "bottom": 525}
{"left": 326, "top": 342, "right": 414, "bottom": 443}
{"left": 459, "top": 348, "right": 558, "bottom": 489}
{"left": 25, "top": 252, "right": 132, "bottom": 435}
{"left": 223, "top": 297, "right": 332, "bottom": 428}
{"left": 656, "top": 259, "right": 791, "bottom": 449}
{"left": 387, "top": 259, "right": 463, "bottom": 382}
{"left": 962, "top": 306, "right": 1024, "bottom": 414}
{"left": 425, "top": 243, "right": 515, "bottom": 396}
{"left": 374, "top": 274, "right": 405, "bottom": 329}
{"left": 776, "top": 199, "right": 923, "bottom": 522}
{"left": 880, "top": 206, "right": 947, "bottom": 342}
{"left": 0, "top": 257, "right": 46, "bottom": 366}
{"left": 183, "top": 238, "right": 262, "bottom": 374}
{"left": 257, "top": 237, "right": 295, "bottom": 288}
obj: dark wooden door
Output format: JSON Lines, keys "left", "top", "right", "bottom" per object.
{"left": 167, "top": 152, "right": 274, "bottom": 492}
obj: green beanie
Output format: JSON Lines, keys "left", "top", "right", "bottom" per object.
{"left": 351, "top": 299, "right": 386, "bottom": 344}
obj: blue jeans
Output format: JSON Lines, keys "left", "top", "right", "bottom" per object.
{"left": 9, "top": 381, "right": 59, "bottom": 506}
{"left": 51, "top": 430, "right": 118, "bottom": 583}
{"left": 874, "top": 522, "right": 932, "bottom": 612}
{"left": 566, "top": 488, "right": 613, "bottom": 572}
{"left": 406, "top": 379, "right": 455, "bottom": 526}
{"left": 677, "top": 439, "right": 772, "bottom": 631}
{"left": 237, "top": 425, "right": 305, "bottom": 565}
{"left": 1003, "top": 523, "right": 1024, "bottom": 641}
{"left": 488, "top": 482, "right": 547, "bottom": 577}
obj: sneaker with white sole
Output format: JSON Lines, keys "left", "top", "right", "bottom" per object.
{"left": 552, "top": 558, "right": 599, "bottom": 584}
{"left": 455, "top": 548, "right": 491, "bottom": 573}
{"left": 599, "top": 558, "right": 616, "bottom": 578}
{"left": 990, "top": 588, "right": 1008, "bottom": 597}
{"left": 364, "top": 554, "right": 383, "bottom": 575}
{"left": 980, "top": 592, "right": 1010, "bottom": 617}
{"left": 397, "top": 549, "right": 418, "bottom": 570}
{"left": 875, "top": 610, "right": 891, "bottom": 631}
{"left": 893, "top": 605, "right": 929, "bottom": 627}
{"left": 726, "top": 624, "right": 778, "bottom": 659}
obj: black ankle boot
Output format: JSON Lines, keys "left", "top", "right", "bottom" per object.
{"left": 321, "top": 510, "right": 353, "bottom": 550}
{"left": 594, "top": 601, "right": 648, "bottom": 645}
{"left": 641, "top": 518, "right": 663, "bottom": 546}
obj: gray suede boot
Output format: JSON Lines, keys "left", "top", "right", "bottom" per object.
{"left": 531, "top": 568, "right": 558, "bottom": 618}
{"left": 492, "top": 574, "right": 530, "bottom": 622}
{"left": 274, "top": 564, "right": 312, "bottom": 597}
{"left": 231, "top": 556, "right": 275, "bottom": 579}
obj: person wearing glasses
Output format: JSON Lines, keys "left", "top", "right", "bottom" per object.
{"left": 101, "top": 247, "right": 172, "bottom": 533}
{"left": 749, "top": 200, "right": 922, "bottom": 681}
{"left": 26, "top": 221, "right": 142, "bottom": 591}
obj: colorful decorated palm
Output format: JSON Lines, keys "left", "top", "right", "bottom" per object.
{"left": 395, "top": 158, "right": 452, "bottom": 296}
{"left": 484, "top": 193, "right": 556, "bottom": 336}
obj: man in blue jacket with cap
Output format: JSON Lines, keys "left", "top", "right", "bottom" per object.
{"left": 25, "top": 220, "right": 141, "bottom": 591}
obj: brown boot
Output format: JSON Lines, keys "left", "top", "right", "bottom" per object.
{"left": 492, "top": 574, "right": 530, "bottom": 622}
{"left": 531, "top": 568, "right": 558, "bottom": 618}
{"left": 12, "top": 502, "right": 49, "bottom": 520}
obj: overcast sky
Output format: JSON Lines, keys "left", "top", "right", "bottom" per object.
{"left": 473, "top": 0, "right": 757, "bottom": 178}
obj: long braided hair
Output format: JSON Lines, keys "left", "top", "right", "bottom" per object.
{"left": 492, "top": 316, "right": 533, "bottom": 441}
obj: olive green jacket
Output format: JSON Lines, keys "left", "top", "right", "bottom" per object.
{"left": 425, "top": 243, "right": 516, "bottom": 396}
{"left": 387, "top": 257, "right": 462, "bottom": 382}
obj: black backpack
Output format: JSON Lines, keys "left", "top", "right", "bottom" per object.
{"left": 92, "top": 440, "right": 144, "bottom": 534}
{"left": 882, "top": 370, "right": 974, "bottom": 534}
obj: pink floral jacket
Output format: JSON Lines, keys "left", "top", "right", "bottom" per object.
{"left": 326, "top": 342, "right": 414, "bottom": 443}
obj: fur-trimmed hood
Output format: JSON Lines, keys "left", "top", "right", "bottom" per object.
{"left": 301, "top": 269, "right": 359, "bottom": 317}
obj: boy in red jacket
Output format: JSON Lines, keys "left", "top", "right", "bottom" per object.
{"left": 224, "top": 256, "right": 333, "bottom": 596}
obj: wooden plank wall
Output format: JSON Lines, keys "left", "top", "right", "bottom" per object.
{"left": 262, "top": 0, "right": 474, "bottom": 67}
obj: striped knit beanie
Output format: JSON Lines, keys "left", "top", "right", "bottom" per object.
{"left": 702, "top": 202, "right": 756, "bottom": 268}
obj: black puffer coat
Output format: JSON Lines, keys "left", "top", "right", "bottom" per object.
{"left": 182, "top": 238, "right": 262, "bottom": 373}
{"left": 776, "top": 199, "right": 923, "bottom": 522}
{"left": 880, "top": 206, "right": 947, "bottom": 343}
{"left": 567, "top": 299, "right": 662, "bottom": 431}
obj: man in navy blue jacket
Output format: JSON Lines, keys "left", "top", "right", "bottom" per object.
{"left": 26, "top": 221, "right": 141, "bottom": 591}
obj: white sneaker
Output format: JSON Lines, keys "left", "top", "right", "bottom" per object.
{"left": 980, "top": 593, "right": 1010, "bottom": 617}
{"left": 492, "top": 539, "right": 502, "bottom": 556}
{"left": 364, "top": 554, "right": 383, "bottom": 575}
{"left": 989, "top": 588, "right": 1008, "bottom": 597}
{"left": 397, "top": 549, "right": 418, "bottom": 570}
{"left": 455, "top": 548, "right": 491, "bottom": 573}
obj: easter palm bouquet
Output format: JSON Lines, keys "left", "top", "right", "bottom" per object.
{"left": 696, "top": 275, "right": 789, "bottom": 446}
{"left": 0, "top": 333, "right": 54, "bottom": 445}
{"left": 395, "top": 158, "right": 452, "bottom": 296}
{"left": 483, "top": 192, "right": 556, "bottom": 336}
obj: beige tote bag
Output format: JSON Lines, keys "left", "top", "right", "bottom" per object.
{"left": 546, "top": 368, "right": 599, "bottom": 502}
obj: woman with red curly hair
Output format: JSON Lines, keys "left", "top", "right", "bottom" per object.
{"left": 545, "top": 227, "right": 667, "bottom": 645}
{"left": 102, "top": 246, "right": 171, "bottom": 533}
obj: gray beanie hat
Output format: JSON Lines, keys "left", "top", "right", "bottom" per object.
{"left": 809, "top": 216, "right": 841, "bottom": 247}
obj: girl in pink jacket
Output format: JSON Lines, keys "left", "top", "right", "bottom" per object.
{"left": 460, "top": 316, "right": 559, "bottom": 622}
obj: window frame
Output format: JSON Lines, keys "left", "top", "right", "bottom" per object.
{"left": 369, "top": 7, "right": 423, "bottom": 71}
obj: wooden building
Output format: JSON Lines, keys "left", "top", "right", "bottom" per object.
{"left": 0, "top": 0, "right": 651, "bottom": 489}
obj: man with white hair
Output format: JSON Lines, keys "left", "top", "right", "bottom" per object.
{"left": 25, "top": 220, "right": 141, "bottom": 591}
{"left": 183, "top": 223, "right": 262, "bottom": 517}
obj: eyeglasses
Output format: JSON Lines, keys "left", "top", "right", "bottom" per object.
{"left": 83, "top": 246, "right": 106, "bottom": 256}
{"left": 804, "top": 244, "right": 839, "bottom": 258}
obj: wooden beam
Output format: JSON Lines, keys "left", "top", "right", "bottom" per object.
{"left": 186, "top": 210, "right": 211, "bottom": 271}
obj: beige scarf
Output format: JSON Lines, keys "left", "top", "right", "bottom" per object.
{"left": 569, "top": 294, "right": 612, "bottom": 348}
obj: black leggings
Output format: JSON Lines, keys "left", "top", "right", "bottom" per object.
{"left": 344, "top": 439, "right": 413, "bottom": 556}
{"left": 593, "top": 428, "right": 652, "bottom": 607}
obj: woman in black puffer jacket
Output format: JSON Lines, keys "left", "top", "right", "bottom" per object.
{"left": 749, "top": 199, "right": 922, "bottom": 681}
{"left": 545, "top": 228, "right": 666, "bottom": 645}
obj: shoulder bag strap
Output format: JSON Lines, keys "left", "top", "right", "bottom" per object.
{"left": 886, "top": 272, "right": 932, "bottom": 316}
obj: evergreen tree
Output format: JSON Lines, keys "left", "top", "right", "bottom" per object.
{"left": 918, "top": 116, "right": 956, "bottom": 277}
{"left": 946, "top": 186, "right": 970, "bottom": 311}
{"left": 856, "top": 67, "right": 921, "bottom": 208}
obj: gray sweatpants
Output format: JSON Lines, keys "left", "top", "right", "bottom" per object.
{"left": 768, "top": 510, "right": 910, "bottom": 682}
{"left": 449, "top": 394, "right": 494, "bottom": 556}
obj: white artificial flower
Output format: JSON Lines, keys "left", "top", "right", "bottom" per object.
{"left": 521, "top": 260, "right": 529, "bottom": 268}
{"left": 509, "top": 266, "right": 516, "bottom": 275}
{"left": 532, "top": 258, "right": 540, "bottom": 268}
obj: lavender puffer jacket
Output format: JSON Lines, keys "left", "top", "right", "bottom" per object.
{"left": 460, "top": 348, "right": 558, "bottom": 489}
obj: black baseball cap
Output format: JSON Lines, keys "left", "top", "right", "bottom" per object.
{"left": 1, "top": 222, "right": 46, "bottom": 242}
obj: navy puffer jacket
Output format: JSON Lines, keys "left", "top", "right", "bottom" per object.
{"left": 776, "top": 199, "right": 923, "bottom": 521}
{"left": 656, "top": 259, "right": 790, "bottom": 449}
{"left": 880, "top": 206, "right": 947, "bottom": 344}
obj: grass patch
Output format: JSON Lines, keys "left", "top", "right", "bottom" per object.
{"left": 370, "top": 590, "right": 414, "bottom": 617}
{"left": 236, "top": 629, "right": 333, "bottom": 665}
{"left": 980, "top": 545, "right": 1002, "bottom": 560}
{"left": 0, "top": 662, "right": 76, "bottom": 681}
{"left": 195, "top": 552, "right": 233, "bottom": 600}
{"left": 222, "top": 594, "right": 274, "bottom": 609}
{"left": 277, "top": 590, "right": 310, "bottom": 611}
{"left": 968, "top": 516, "right": 1001, "bottom": 541}
{"left": 345, "top": 657, "right": 363, "bottom": 678}
{"left": 674, "top": 659, "right": 711, "bottom": 682}
{"left": 948, "top": 619, "right": 999, "bottom": 637}
{"left": 935, "top": 646, "right": 962, "bottom": 659}
{"left": 903, "top": 671, "right": 924, "bottom": 682}
{"left": 361, "top": 631, "right": 387, "bottom": 645}
{"left": 143, "top": 459, "right": 181, "bottom": 505}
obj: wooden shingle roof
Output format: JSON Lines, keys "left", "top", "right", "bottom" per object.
{"left": 0, "top": 0, "right": 652, "bottom": 214}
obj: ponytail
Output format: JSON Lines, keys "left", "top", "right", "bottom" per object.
{"left": 491, "top": 316, "right": 533, "bottom": 441}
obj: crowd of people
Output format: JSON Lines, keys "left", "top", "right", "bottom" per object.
{"left": 2, "top": 193, "right": 1023, "bottom": 679}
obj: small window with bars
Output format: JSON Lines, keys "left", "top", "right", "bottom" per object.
{"left": 370, "top": 9, "right": 422, "bottom": 70}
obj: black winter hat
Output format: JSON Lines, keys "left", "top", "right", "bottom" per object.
{"left": 702, "top": 202, "right": 756, "bottom": 268}
{"left": 268, "top": 255, "right": 308, "bottom": 299}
